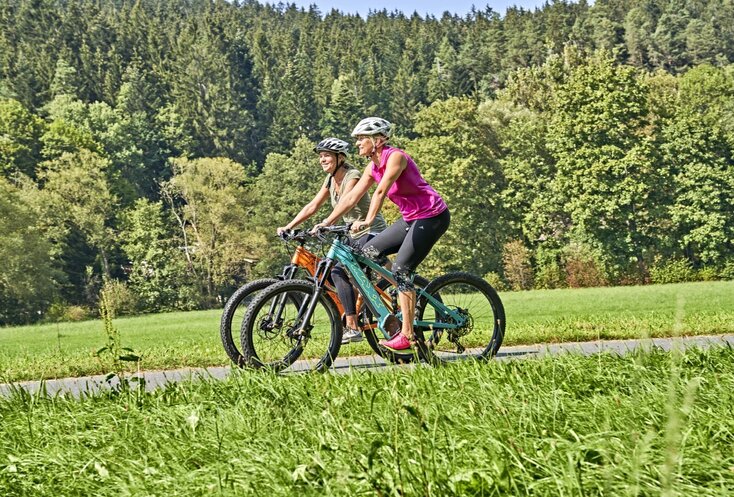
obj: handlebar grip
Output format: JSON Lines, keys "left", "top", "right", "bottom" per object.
{"left": 279, "top": 229, "right": 311, "bottom": 242}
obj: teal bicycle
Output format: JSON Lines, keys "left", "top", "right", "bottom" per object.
{"left": 239, "top": 225, "right": 505, "bottom": 371}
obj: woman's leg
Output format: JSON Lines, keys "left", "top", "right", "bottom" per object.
{"left": 392, "top": 209, "right": 451, "bottom": 277}
{"left": 361, "top": 218, "right": 410, "bottom": 262}
{"left": 330, "top": 265, "right": 357, "bottom": 323}
{"left": 331, "top": 233, "right": 376, "bottom": 342}
{"left": 386, "top": 210, "right": 451, "bottom": 344}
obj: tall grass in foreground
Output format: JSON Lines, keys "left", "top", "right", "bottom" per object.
{"left": 1, "top": 346, "right": 733, "bottom": 496}
{"left": 1, "top": 280, "right": 733, "bottom": 382}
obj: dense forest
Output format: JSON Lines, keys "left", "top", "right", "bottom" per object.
{"left": 1, "top": 0, "right": 733, "bottom": 325}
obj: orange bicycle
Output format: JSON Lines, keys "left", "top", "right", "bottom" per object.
{"left": 219, "top": 230, "right": 426, "bottom": 367}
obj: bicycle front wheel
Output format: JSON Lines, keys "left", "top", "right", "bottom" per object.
{"left": 415, "top": 272, "right": 505, "bottom": 363}
{"left": 220, "top": 278, "right": 278, "bottom": 367}
{"left": 240, "top": 279, "right": 342, "bottom": 372}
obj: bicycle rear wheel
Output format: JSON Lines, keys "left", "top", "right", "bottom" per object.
{"left": 240, "top": 279, "right": 342, "bottom": 372}
{"left": 415, "top": 272, "right": 505, "bottom": 364}
{"left": 220, "top": 278, "right": 278, "bottom": 367}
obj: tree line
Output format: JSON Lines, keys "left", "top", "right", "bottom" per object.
{"left": 1, "top": 0, "right": 733, "bottom": 324}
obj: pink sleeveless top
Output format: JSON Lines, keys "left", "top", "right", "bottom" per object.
{"left": 370, "top": 146, "right": 447, "bottom": 222}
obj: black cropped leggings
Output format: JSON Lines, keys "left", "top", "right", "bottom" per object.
{"left": 362, "top": 209, "right": 450, "bottom": 291}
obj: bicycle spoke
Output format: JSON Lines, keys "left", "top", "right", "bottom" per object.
{"left": 220, "top": 278, "right": 278, "bottom": 367}
{"left": 417, "top": 272, "right": 505, "bottom": 362}
{"left": 241, "top": 280, "right": 341, "bottom": 372}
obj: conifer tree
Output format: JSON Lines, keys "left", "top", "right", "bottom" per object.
{"left": 320, "top": 73, "right": 363, "bottom": 139}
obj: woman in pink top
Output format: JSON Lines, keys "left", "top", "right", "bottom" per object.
{"left": 315, "top": 117, "right": 450, "bottom": 351}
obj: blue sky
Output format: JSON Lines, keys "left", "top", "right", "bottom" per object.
{"left": 271, "top": 0, "right": 550, "bottom": 18}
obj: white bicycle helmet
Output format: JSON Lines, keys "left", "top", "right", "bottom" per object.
{"left": 350, "top": 117, "right": 394, "bottom": 138}
{"left": 314, "top": 137, "right": 350, "bottom": 155}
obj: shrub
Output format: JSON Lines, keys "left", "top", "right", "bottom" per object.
{"left": 502, "top": 240, "right": 534, "bottom": 291}
{"left": 649, "top": 258, "right": 695, "bottom": 284}
{"left": 46, "top": 303, "right": 91, "bottom": 322}
{"left": 534, "top": 259, "right": 565, "bottom": 289}
{"left": 100, "top": 279, "right": 138, "bottom": 317}
{"left": 65, "top": 305, "right": 90, "bottom": 321}
{"left": 533, "top": 247, "right": 565, "bottom": 289}
{"left": 696, "top": 266, "right": 718, "bottom": 282}
{"left": 563, "top": 243, "right": 608, "bottom": 288}
{"left": 616, "top": 259, "right": 649, "bottom": 286}
{"left": 718, "top": 260, "right": 734, "bottom": 281}
{"left": 482, "top": 271, "right": 508, "bottom": 292}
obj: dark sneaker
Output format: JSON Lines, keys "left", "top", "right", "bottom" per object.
{"left": 341, "top": 328, "right": 364, "bottom": 344}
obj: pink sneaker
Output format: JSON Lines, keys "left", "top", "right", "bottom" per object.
{"left": 379, "top": 333, "right": 412, "bottom": 351}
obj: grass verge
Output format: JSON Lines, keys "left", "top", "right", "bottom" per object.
{"left": 1, "top": 280, "right": 732, "bottom": 382}
{"left": 1, "top": 345, "right": 733, "bottom": 495}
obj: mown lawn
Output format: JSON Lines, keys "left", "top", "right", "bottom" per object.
{"left": 1, "top": 280, "right": 732, "bottom": 382}
{"left": 1, "top": 346, "right": 733, "bottom": 495}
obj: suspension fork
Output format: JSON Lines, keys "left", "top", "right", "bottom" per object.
{"left": 278, "top": 264, "right": 299, "bottom": 281}
{"left": 293, "top": 257, "right": 336, "bottom": 335}
{"left": 263, "top": 264, "right": 301, "bottom": 323}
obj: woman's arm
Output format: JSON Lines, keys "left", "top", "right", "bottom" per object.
{"left": 277, "top": 187, "right": 330, "bottom": 234}
{"left": 341, "top": 177, "right": 359, "bottom": 197}
{"left": 320, "top": 166, "right": 375, "bottom": 225}
{"left": 361, "top": 152, "right": 406, "bottom": 225}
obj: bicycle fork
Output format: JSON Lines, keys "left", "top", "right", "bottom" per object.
{"left": 260, "top": 264, "right": 310, "bottom": 335}
{"left": 289, "top": 257, "right": 335, "bottom": 339}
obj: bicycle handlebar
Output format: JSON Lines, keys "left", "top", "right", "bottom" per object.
{"left": 279, "top": 224, "right": 354, "bottom": 247}
{"left": 278, "top": 229, "right": 310, "bottom": 243}
{"left": 309, "top": 223, "right": 353, "bottom": 242}
{"left": 318, "top": 224, "right": 352, "bottom": 235}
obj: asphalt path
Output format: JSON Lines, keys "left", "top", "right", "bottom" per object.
{"left": 2, "top": 334, "right": 732, "bottom": 398}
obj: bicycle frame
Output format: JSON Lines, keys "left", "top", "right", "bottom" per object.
{"left": 271, "top": 238, "right": 346, "bottom": 314}
{"left": 267, "top": 233, "right": 393, "bottom": 334}
{"left": 305, "top": 235, "right": 467, "bottom": 340}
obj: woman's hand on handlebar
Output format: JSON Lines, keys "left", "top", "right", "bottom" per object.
{"left": 351, "top": 220, "right": 370, "bottom": 234}
{"left": 310, "top": 220, "right": 331, "bottom": 234}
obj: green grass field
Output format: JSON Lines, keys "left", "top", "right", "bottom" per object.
{"left": 1, "top": 346, "right": 732, "bottom": 495}
{"left": 1, "top": 281, "right": 732, "bottom": 382}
